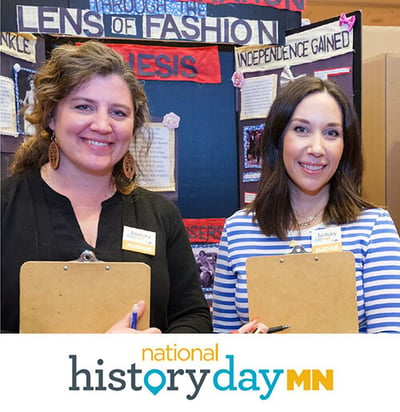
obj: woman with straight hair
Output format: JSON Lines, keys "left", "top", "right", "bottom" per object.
{"left": 213, "top": 76, "right": 400, "bottom": 334}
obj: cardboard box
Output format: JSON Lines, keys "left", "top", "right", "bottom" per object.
{"left": 362, "top": 53, "right": 400, "bottom": 231}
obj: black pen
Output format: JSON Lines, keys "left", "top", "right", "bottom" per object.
{"left": 267, "top": 325, "right": 290, "bottom": 334}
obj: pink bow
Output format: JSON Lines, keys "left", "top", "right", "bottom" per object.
{"left": 339, "top": 13, "right": 356, "bottom": 32}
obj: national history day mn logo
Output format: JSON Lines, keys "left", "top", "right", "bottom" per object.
{"left": 68, "top": 342, "right": 333, "bottom": 400}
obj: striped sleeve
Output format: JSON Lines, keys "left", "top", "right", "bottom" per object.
{"left": 359, "top": 210, "right": 400, "bottom": 333}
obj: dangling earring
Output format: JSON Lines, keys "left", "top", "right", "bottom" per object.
{"left": 122, "top": 151, "right": 135, "bottom": 180}
{"left": 48, "top": 132, "right": 60, "bottom": 170}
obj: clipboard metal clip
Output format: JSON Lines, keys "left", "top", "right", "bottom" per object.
{"left": 76, "top": 250, "right": 102, "bottom": 262}
{"left": 288, "top": 244, "right": 308, "bottom": 254}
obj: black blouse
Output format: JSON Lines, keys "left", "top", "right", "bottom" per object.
{"left": 1, "top": 170, "right": 212, "bottom": 333}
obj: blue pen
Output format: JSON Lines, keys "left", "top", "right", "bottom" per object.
{"left": 130, "top": 304, "right": 138, "bottom": 329}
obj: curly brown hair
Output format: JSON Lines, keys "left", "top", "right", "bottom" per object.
{"left": 10, "top": 40, "right": 151, "bottom": 194}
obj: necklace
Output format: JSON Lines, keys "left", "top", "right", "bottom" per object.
{"left": 297, "top": 206, "right": 325, "bottom": 228}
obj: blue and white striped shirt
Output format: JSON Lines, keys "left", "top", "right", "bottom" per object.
{"left": 212, "top": 208, "right": 400, "bottom": 333}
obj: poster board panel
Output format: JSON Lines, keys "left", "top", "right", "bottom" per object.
{"left": 20, "top": 261, "right": 150, "bottom": 333}
{"left": 246, "top": 251, "right": 359, "bottom": 333}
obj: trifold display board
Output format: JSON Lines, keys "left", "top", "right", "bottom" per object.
{"left": 235, "top": 10, "right": 362, "bottom": 207}
{"left": 1, "top": 0, "right": 301, "bottom": 219}
{"left": 2, "top": 4, "right": 361, "bottom": 219}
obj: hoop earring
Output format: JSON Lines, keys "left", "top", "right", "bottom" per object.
{"left": 122, "top": 151, "right": 135, "bottom": 180}
{"left": 48, "top": 133, "right": 60, "bottom": 170}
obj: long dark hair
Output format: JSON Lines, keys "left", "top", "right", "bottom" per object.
{"left": 248, "top": 76, "right": 375, "bottom": 239}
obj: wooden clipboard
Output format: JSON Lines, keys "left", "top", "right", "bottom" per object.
{"left": 246, "top": 251, "right": 358, "bottom": 333}
{"left": 19, "top": 261, "right": 151, "bottom": 333}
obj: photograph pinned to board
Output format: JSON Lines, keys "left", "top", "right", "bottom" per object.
{"left": 191, "top": 243, "right": 219, "bottom": 311}
{"left": 13, "top": 64, "right": 36, "bottom": 136}
{"left": 243, "top": 123, "right": 264, "bottom": 169}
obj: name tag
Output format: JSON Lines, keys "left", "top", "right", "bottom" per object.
{"left": 122, "top": 226, "right": 156, "bottom": 256}
{"left": 311, "top": 226, "right": 342, "bottom": 253}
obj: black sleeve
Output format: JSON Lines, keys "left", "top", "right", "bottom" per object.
{"left": 1, "top": 175, "right": 38, "bottom": 333}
